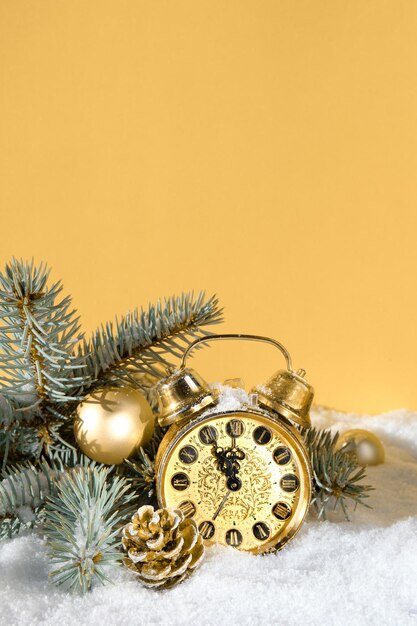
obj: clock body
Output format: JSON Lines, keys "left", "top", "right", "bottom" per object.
{"left": 155, "top": 404, "right": 312, "bottom": 554}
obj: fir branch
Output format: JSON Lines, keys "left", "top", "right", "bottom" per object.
{"left": 0, "top": 394, "right": 14, "bottom": 429}
{"left": 124, "top": 449, "right": 156, "bottom": 504}
{"left": 0, "top": 459, "right": 59, "bottom": 539}
{"left": 0, "top": 404, "right": 49, "bottom": 467}
{"left": 80, "top": 292, "right": 223, "bottom": 391}
{"left": 0, "top": 259, "right": 88, "bottom": 444}
{"left": 1, "top": 419, "right": 81, "bottom": 468}
{"left": 302, "top": 427, "right": 373, "bottom": 520}
{"left": 0, "top": 394, "right": 17, "bottom": 467}
{"left": 44, "top": 466, "right": 132, "bottom": 593}
{"left": 0, "top": 425, "right": 44, "bottom": 469}
{"left": 122, "top": 423, "right": 165, "bottom": 506}
{"left": 0, "top": 459, "right": 59, "bottom": 518}
{"left": 0, "top": 450, "right": 95, "bottom": 538}
{"left": 0, "top": 505, "right": 45, "bottom": 541}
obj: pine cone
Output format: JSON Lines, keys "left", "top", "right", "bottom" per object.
{"left": 122, "top": 505, "right": 205, "bottom": 589}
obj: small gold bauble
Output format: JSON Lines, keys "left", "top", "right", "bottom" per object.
{"left": 74, "top": 386, "right": 155, "bottom": 465}
{"left": 335, "top": 428, "right": 385, "bottom": 466}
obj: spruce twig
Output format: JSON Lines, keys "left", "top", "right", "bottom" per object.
{"left": 0, "top": 451, "right": 93, "bottom": 539}
{"left": 122, "top": 423, "right": 165, "bottom": 506}
{"left": 80, "top": 292, "right": 223, "bottom": 392}
{"left": 0, "top": 259, "right": 88, "bottom": 460}
{"left": 302, "top": 427, "right": 373, "bottom": 520}
{"left": 124, "top": 450, "right": 156, "bottom": 503}
{"left": 44, "top": 466, "right": 133, "bottom": 593}
{"left": 0, "top": 460, "right": 59, "bottom": 519}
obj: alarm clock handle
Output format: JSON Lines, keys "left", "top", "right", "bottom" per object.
{"left": 180, "top": 333, "right": 293, "bottom": 372}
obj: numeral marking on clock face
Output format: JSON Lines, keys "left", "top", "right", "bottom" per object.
{"left": 198, "top": 520, "right": 215, "bottom": 540}
{"left": 253, "top": 425, "right": 272, "bottom": 445}
{"left": 280, "top": 474, "right": 299, "bottom": 493}
{"left": 178, "top": 445, "right": 198, "bottom": 464}
{"left": 225, "top": 419, "right": 245, "bottom": 438}
{"left": 252, "top": 522, "right": 271, "bottom": 541}
{"left": 273, "top": 446, "right": 292, "bottom": 465}
{"left": 171, "top": 472, "right": 190, "bottom": 491}
{"left": 178, "top": 500, "right": 196, "bottom": 518}
{"left": 225, "top": 529, "right": 243, "bottom": 547}
{"left": 272, "top": 501, "right": 292, "bottom": 520}
{"left": 199, "top": 425, "right": 218, "bottom": 445}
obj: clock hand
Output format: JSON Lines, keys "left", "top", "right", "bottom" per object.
{"left": 211, "top": 442, "right": 244, "bottom": 491}
{"left": 219, "top": 450, "right": 243, "bottom": 491}
{"left": 213, "top": 490, "right": 231, "bottom": 520}
{"left": 227, "top": 433, "right": 246, "bottom": 461}
{"left": 224, "top": 440, "right": 245, "bottom": 489}
{"left": 211, "top": 444, "right": 233, "bottom": 476}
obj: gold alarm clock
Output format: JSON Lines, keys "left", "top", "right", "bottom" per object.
{"left": 154, "top": 334, "right": 314, "bottom": 554}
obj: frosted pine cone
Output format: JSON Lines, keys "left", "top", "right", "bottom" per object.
{"left": 122, "top": 505, "right": 205, "bottom": 589}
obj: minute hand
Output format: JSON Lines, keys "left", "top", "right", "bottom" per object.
{"left": 213, "top": 491, "right": 231, "bottom": 520}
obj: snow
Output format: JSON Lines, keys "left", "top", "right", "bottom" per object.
{"left": 1, "top": 398, "right": 417, "bottom": 626}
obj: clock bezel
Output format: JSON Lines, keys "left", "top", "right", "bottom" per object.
{"left": 155, "top": 404, "right": 312, "bottom": 554}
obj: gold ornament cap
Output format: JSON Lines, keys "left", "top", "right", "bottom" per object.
{"left": 253, "top": 368, "right": 314, "bottom": 428}
{"left": 156, "top": 368, "right": 219, "bottom": 427}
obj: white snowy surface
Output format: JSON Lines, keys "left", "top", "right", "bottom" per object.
{"left": 1, "top": 401, "right": 417, "bottom": 626}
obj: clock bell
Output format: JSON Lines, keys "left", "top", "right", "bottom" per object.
{"left": 155, "top": 333, "right": 314, "bottom": 428}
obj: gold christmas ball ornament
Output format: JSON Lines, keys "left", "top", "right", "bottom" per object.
{"left": 74, "top": 386, "right": 155, "bottom": 465}
{"left": 335, "top": 429, "right": 385, "bottom": 466}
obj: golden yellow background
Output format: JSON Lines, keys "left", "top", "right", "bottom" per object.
{"left": 1, "top": 1, "right": 416, "bottom": 413}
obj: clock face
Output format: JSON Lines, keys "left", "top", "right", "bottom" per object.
{"left": 156, "top": 409, "right": 311, "bottom": 553}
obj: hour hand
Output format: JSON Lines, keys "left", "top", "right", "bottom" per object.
{"left": 232, "top": 448, "right": 245, "bottom": 461}
{"left": 212, "top": 446, "right": 232, "bottom": 474}
{"left": 211, "top": 445, "right": 243, "bottom": 491}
